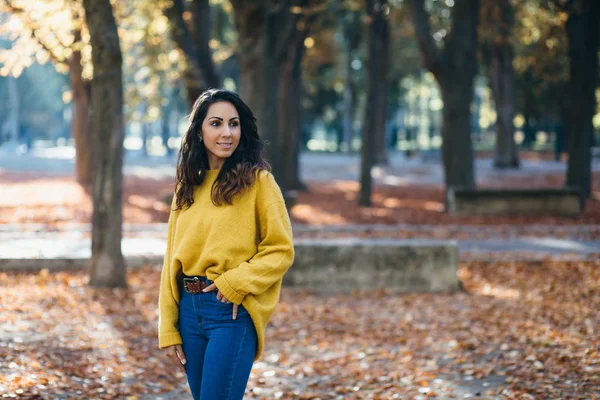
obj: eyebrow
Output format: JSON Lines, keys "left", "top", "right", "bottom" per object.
{"left": 208, "top": 116, "right": 239, "bottom": 121}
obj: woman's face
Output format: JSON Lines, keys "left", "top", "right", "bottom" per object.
{"left": 200, "top": 101, "right": 241, "bottom": 169}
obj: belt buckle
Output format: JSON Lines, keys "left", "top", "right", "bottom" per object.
{"left": 183, "top": 276, "right": 201, "bottom": 293}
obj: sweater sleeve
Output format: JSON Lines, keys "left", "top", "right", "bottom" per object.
{"left": 158, "top": 194, "right": 183, "bottom": 348}
{"left": 214, "top": 173, "right": 295, "bottom": 304}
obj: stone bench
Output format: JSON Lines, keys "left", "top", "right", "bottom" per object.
{"left": 446, "top": 187, "right": 581, "bottom": 216}
{"left": 284, "top": 238, "right": 459, "bottom": 293}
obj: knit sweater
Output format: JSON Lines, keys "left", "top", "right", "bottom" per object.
{"left": 158, "top": 168, "right": 295, "bottom": 361}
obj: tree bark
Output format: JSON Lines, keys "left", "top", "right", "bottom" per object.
{"left": 483, "top": 0, "right": 519, "bottom": 168}
{"left": 565, "top": 0, "right": 599, "bottom": 205}
{"left": 373, "top": 7, "right": 390, "bottom": 166}
{"left": 342, "top": 10, "right": 361, "bottom": 153}
{"left": 70, "top": 30, "right": 93, "bottom": 186}
{"left": 83, "top": 0, "right": 126, "bottom": 288}
{"left": 280, "top": 24, "right": 308, "bottom": 191}
{"left": 231, "top": 0, "right": 266, "bottom": 122}
{"left": 360, "top": 0, "right": 388, "bottom": 206}
{"left": 440, "top": 81, "right": 475, "bottom": 189}
{"left": 231, "top": 1, "right": 299, "bottom": 183}
{"left": 164, "top": 0, "right": 220, "bottom": 106}
{"left": 409, "top": 0, "right": 480, "bottom": 190}
{"left": 161, "top": 95, "right": 174, "bottom": 157}
{"left": 190, "top": 0, "right": 220, "bottom": 89}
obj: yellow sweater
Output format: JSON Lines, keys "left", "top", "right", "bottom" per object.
{"left": 158, "top": 169, "right": 295, "bottom": 361}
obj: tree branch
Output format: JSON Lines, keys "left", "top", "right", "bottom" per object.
{"left": 4, "top": 0, "right": 68, "bottom": 65}
{"left": 407, "top": 0, "right": 442, "bottom": 75}
{"left": 163, "top": 0, "right": 204, "bottom": 88}
{"left": 190, "top": 0, "right": 220, "bottom": 88}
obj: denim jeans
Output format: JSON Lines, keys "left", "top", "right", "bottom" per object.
{"left": 178, "top": 277, "right": 257, "bottom": 400}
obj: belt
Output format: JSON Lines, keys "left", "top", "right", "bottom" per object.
{"left": 182, "top": 275, "right": 213, "bottom": 294}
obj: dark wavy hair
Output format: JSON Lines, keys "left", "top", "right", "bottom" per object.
{"left": 173, "top": 89, "right": 270, "bottom": 210}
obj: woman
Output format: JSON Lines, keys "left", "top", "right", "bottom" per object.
{"left": 158, "top": 88, "right": 295, "bottom": 399}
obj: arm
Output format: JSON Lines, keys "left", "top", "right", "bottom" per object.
{"left": 214, "top": 174, "right": 295, "bottom": 304}
{"left": 158, "top": 195, "right": 183, "bottom": 348}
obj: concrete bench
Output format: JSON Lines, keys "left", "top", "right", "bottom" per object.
{"left": 446, "top": 187, "right": 581, "bottom": 216}
{"left": 284, "top": 238, "right": 459, "bottom": 293}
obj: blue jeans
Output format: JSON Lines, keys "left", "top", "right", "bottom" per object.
{"left": 178, "top": 277, "right": 258, "bottom": 400}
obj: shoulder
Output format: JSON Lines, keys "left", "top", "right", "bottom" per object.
{"left": 256, "top": 169, "right": 276, "bottom": 185}
{"left": 253, "top": 169, "right": 284, "bottom": 202}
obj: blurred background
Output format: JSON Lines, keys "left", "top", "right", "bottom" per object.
{"left": 0, "top": 0, "right": 599, "bottom": 398}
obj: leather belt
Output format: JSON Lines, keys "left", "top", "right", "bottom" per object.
{"left": 182, "top": 275, "right": 213, "bottom": 294}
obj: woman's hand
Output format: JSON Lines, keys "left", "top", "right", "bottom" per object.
{"left": 164, "top": 344, "right": 186, "bottom": 372}
{"left": 202, "top": 283, "right": 239, "bottom": 320}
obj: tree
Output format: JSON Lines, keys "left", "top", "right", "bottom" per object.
{"left": 359, "top": 0, "right": 389, "bottom": 206}
{"left": 0, "top": 0, "right": 94, "bottom": 185}
{"left": 564, "top": 0, "right": 599, "bottom": 205}
{"left": 408, "top": 0, "right": 481, "bottom": 190}
{"left": 231, "top": 0, "right": 303, "bottom": 184}
{"left": 481, "top": 0, "right": 519, "bottom": 168}
{"left": 280, "top": 10, "right": 315, "bottom": 191}
{"left": 340, "top": 6, "right": 362, "bottom": 153}
{"left": 82, "top": 0, "right": 126, "bottom": 288}
{"left": 371, "top": 0, "right": 390, "bottom": 167}
{"left": 163, "top": 0, "right": 220, "bottom": 106}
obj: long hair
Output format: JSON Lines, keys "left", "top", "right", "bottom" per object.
{"left": 174, "top": 89, "right": 270, "bottom": 210}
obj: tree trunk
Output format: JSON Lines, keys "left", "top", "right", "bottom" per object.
{"left": 484, "top": 0, "right": 519, "bottom": 168}
{"left": 440, "top": 82, "right": 476, "bottom": 188}
{"left": 70, "top": 34, "right": 93, "bottom": 186}
{"left": 161, "top": 96, "right": 173, "bottom": 157}
{"left": 231, "top": 1, "right": 299, "bottom": 182}
{"left": 373, "top": 8, "right": 390, "bottom": 166}
{"left": 83, "top": 0, "right": 126, "bottom": 288}
{"left": 409, "top": 0, "right": 480, "bottom": 191}
{"left": 565, "top": 0, "right": 599, "bottom": 205}
{"left": 164, "top": 0, "right": 219, "bottom": 107}
{"left": 360, "top": 0, "right": 388, "bottom": 206}
{"left": 490, "top": 43, "right": 519, "bottom": 168}
{"left": 231, "top": 0, "right": 266, "bottom": 123}
{"left": 342, "top": 11, "right": 361, "bottom": 153}
{"left": 190, "top": 0, "right": 220, "bottom": 89}
{"left": 280, "top": 26, "right": 308, "bottom": 191}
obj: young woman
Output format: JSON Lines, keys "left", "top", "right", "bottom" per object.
{"left": 158, "top": 89, "right": 295, "bottom": 399}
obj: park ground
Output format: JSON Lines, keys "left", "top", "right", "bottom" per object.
{"left": 1, "top": 261, "right": 598, "bottom": 399}
{"left": 0, "top": 150, "right": 599, "bottom": 399}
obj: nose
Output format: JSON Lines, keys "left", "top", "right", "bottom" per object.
{"left": 222, "top": 125, "right": 232, "bottom": 137}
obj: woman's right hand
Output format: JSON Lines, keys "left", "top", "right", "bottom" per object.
{"left": 164, "top": 344, "right": 187, "bottom": 372}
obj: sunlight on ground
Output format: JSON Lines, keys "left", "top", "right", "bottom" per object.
{"left": 127, "top": 195, "right": 170, "bottom": 213}
{"left": 291, "top": 204, "right": 348, "bottom": 225}
{"left": 459, "top": 267, "right": 521, "bottom": 300}
{"left": 379, "top": 196, "right": 445, "bottom": 212}
{"left": 0, "top": 180, "right": 85, "bottom": 206}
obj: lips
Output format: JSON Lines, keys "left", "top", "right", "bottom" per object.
{"left": 217, "top": 143, "right": 232, "bottom": 148}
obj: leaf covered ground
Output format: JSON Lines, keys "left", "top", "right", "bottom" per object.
{"left": 1, "top": 261, "right": 598, "bottom": 399}
{"left": 0, "top": 170, "right": 599, "bottom": 227}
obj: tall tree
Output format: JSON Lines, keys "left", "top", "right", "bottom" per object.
{"left": 372, "top": 0, "right": 390, "bottom": 166}
{"left": 359, "top": 0, "right": 389, "bottom": 206}
{"left": 163, "top": 0, "right": 220, "bottom": 106}
{"left": 341, "top": 7, "right": 361, "bottom": 153}
{"left": 564, "top": 0, "right": 599, "bottom": 205}
{"left": 83, "top": 0, "right": 127, "bottom": 288}
{"left": 280, "top": 13, "right": 313, "bottom": 191}
{"left": 70, "top": 25, "right": 93, "bottom": 186}
{"left": 0, "top": 0, "right": 94, "bottom": 185}
{"left": 481, "top": 0, "right": 519, "bottom": 168}
{"left": 409, "top": 0, "right": 481, "bottom": 190}
{"left": 231, "top": 0, "right": 301, "bottom": 184}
